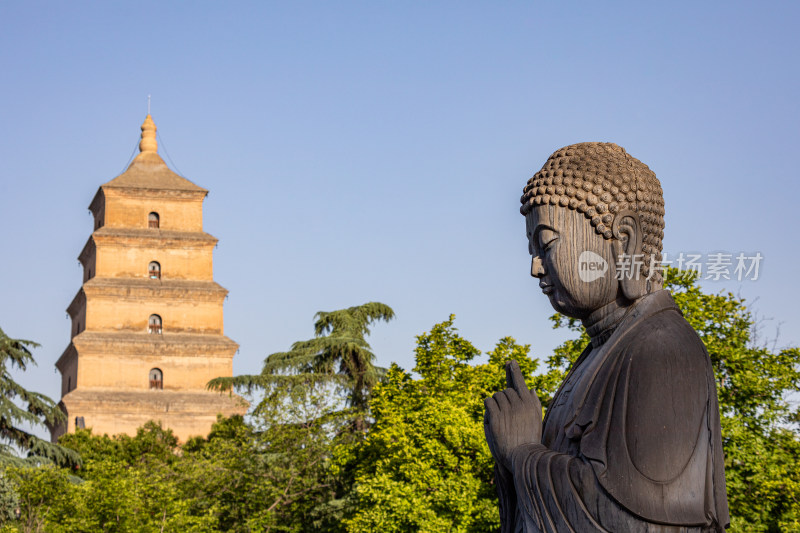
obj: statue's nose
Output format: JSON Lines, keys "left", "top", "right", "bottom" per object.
{"left": 531, "top": 256, "right": 545, "bottom": 278}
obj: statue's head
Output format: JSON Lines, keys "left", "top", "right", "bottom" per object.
{"left": 520, "top": 142, "right": 665, "bottom": 319}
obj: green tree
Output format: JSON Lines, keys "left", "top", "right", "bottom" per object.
{"left": 205, "top": 303, "right": 397, "bottom": 529}
{"left": 0, "top": 471, "right": 19, "bottom": 528}
{"left": 209, "top": 302, "right": 394, "bottom": 429}
{"left": 339, "top": 316, "right": 539, "bottom": 533}
{"left": 181, "top": 388, "right": 344, "bottom": 532}
{"left": 7, "top": 303, "right": 394, "bottom": 533}
{"left": 12, "top": 423, "right": 216, "bottom": 532}
{"left": 11, "top": 464, "right": 74, "bottom": 533}
{"left": 0, "top": 328, "right": 79, "bottom": 468}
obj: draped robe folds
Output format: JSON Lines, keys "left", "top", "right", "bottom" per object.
{"left": 496, "top": 291, "right": 729, "bottom": 532}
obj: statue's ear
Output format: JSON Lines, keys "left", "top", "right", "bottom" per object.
{"left": 611, "top": 210, "right": 647, "bottom": 300}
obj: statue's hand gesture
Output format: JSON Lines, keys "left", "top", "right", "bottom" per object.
{"left": 484, "top": 360, "right": 543, "bottom": 470}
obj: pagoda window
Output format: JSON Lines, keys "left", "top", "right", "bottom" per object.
{"left": 148, "top": 212, "right": 160, "bottom": 229}
{"left": 148, "top": 261, "right": 161, "bottom": 279}
{"left": 148, "top": 314, "right": 162, "bottom": 335}
{"left": 149, "top": 368, "right": 163, "bottom": 390}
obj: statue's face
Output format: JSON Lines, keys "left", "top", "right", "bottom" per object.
{"left": 525, "top": 205, "right": 619, "bottom": 319}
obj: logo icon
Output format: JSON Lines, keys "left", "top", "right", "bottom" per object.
{"left": 578, "top": 251, "right": 608, "bottom": 282}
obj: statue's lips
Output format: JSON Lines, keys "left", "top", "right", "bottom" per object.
{"left": 540, "top": 283, "right": 554, "bottom": 295}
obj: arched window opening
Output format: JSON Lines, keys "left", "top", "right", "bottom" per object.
{"left": 148, "top": 261, "right": 161, "bottom": 280}
{"left": 149, "top": 368, "right": 163, "bottom": 390}
{"left": 148, "top": 314, "right": 162, "bottom": 335}
{"left": 148, "top": 212, "right": 160, "bottom": 229}
{"left": 75, "top": 417, "right": 85, "bottom": 429}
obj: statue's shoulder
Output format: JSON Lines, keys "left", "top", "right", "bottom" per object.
{"left": 622, "top": 291, "right": 709, "bottom": 364}
{"left": 587, "top": 293, "right": 717, "bottom": 522}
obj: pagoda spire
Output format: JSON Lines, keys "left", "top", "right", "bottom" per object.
{"left": 104, "top": 115, "right": 206, "bottom": 192}
{"left": 139, "top": 114, "right": 158, "bottom": 154}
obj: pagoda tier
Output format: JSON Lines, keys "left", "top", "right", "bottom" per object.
{"left": 56, "top": 390, "right": 247, "bottom": 443}
{"left": 78, "top": 227, "right": 218, "bottom": 283}
{"left": 64, "top": 279, "right": 230, "bottom": 336}
{"left": 56, "top": 331, "right": 239, "bottom": 394}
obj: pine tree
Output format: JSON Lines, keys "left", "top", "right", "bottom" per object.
{"left": 209, "top": 302, "right": 394, "bottom": 428}
{"left": 0, "top": 328, "right": 80, "bottom": 467}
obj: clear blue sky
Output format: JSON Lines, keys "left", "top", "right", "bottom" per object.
{"left": 1, "top": 2, "right": 798, "bottom": 429}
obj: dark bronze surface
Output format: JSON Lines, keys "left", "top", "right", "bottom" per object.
{"left": 484, "top": 143, "right": 729, "bottom": 532}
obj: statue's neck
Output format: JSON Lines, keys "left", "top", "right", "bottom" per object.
{"left": 582, "top": 298, "right": 633, "bottom": 348}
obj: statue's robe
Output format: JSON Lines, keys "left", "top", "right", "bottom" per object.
{"left": 497, "top": 290, "right": 729, "bottom": 532}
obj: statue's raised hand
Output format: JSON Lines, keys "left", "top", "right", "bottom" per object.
{"left": 484, "top": 360, "right": 543, "bottom": 470}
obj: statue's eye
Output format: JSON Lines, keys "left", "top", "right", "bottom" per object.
{"left": 539, "top": 229, "right": 558, "bottom": 251}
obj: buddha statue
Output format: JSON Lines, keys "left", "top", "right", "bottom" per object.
{"left": 484, "top": 143, "right": 729, "bottom": 532}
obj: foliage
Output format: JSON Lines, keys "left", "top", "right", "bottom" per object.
{"left": 0, "top": 472, "right": 19, "bottom": 527}
{"left": 209, "top": 302, "right": 394, "bottom": 429}
{"left": 339, "top": 316, "right": 539, "bottom": 533}
{"left": 0, "top": 328, "right": 80, "bottom": 468}
{"left": 5, "top": 277, "right": 799, "bottom": 531}
{"left": 9, "top": 399, "right": 342, "bottom": 532}
{"left": 9, "top": 423, "right": 214, "bottom": 532}
{"left": 181, "top": 384, "right": 343, "bottom": 532}
{"left": 6, "top": 304, "right": 393, "bottom": 532}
